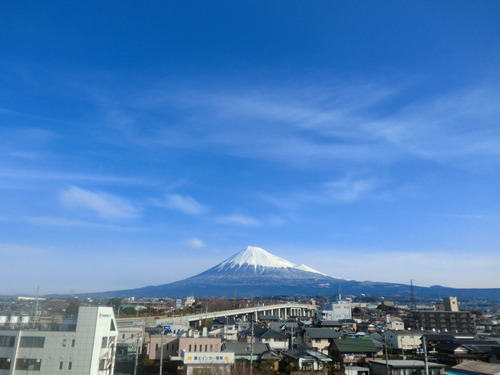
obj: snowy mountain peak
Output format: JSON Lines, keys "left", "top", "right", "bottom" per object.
{"left": 216, "top": 246, "right": 297, "bottom": 270}
{"left": 295, "top": 264, "right": 328, "bottom": 276}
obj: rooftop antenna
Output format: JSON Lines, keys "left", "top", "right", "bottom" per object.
{"left": 34, "top": 285, "right": 40, "bottom": 322}
{"left": 410, "top": 280, "right": 416, "bottom": 310}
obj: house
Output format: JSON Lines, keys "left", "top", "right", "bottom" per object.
{"left": 283, "top": 346, "right": 333, "bottom": 371}
{"left": 340, "top": 319, "right": 358, "bottom": 331}
{"left": 253, "top": 328, "right": 289, "bottom": 351}
{"left": 370, "top": 360, "right": 446, "bottom": 375}
{"left": 222, "top": 342, "right": 280, "bottom": 371}
{"left": 446, "top": 361, "right": 500, "bottom": 375}
{"left": 433, "top": 340, "right": 500, "bottom": 365}
{"left": 383, "top": 330, "right": 424, "bottom": 351}
{"left": 329, "top": 338, "right": 380, "bottom": 369}
{"left": 209, "top": 317, "right": 239, "bottom": 341}
{"left": 318, "top": 320, "right": 343, "bottom": 330}
{"left": 422, "top": 334, "right": 457, "bottom": 348}
{"left": 304, "top": 328, "right": 343, "bottom": 354}
{"left": 386, "top": 317, "right": 405, "bottom": 330}
{"left": 147, "top": 336, "right": 223, "bottom": 360}
{"left": 240, "top": 326, "right": 289, "bottom": 351}
{"left": 345, "top": 365, "right": 371, "bottom": 375}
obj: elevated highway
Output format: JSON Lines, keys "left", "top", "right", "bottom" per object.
{"left": 117, "top": 303, "right": 318, "bottom": 328}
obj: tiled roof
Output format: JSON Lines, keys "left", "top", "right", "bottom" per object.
{"left": 331, "top": 339, "right": 379, "bottom": 353}
{"left": 305, "top": 328, "right": 343, "bottom": 339}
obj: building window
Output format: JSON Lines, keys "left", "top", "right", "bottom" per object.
{"left": 15, "top": 358, "right": 41, "bottom": 371}
{"left": 68, "top": 362, "right": 72, "bottom": 370}
{"left": 59, "top": 362, "right": 63, "bottom": 370}
{"left": 122, "top": 334, "right": 125, "bottom": 339}
{"left": 189, "top": 344, "right": 192, "bottom": 351}
{"left": 20, "top": 336, "right": 45, "bottom": 348}
{"left": 101, "top": 336, "right": 108, "bottom": 348}
{"left": 99, "top": 360, "right": 106, "bottom": 370}
{"left": 0, "top": 336, "right": 15, "bottom": 347}
{"left": 62, "top": 338, "right": 67, "bottom": 347}
{"left": 0, "top": 358, "right": 11, "bottom": 370}
{"left": 71, "top": 339, "right": 76, "bottom": 347}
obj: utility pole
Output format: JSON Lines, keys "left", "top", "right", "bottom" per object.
{"left": 133, "top": 334, "right": 140, "bottom": 375}
{"left": 250, "top": 312, "right": 254, "bottom": 375}
{"left": 423, "top": 337, "right": 429, "bottom": 375}
{"left": 159, "top": 328, "right": 164, "bottom": 375}
{"left": 384, "top": 331, "right": 390, "bottom": 375}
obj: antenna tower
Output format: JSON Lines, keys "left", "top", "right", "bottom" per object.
{"left": 410, "top": 279, "right": 416, "bottom": 310}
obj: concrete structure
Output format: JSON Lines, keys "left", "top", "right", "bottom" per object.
{"left": 405, "top": 311, "right": 476, "bottom": 335}
{"left": 116, "top": 326, "right": 143, "bottom": 360}
{"left": 443, "top": 297, "right": 459, "bottom": 312}
{"left": 147, "top": 336, "right": 222, "bottom": 360}
{"left": 370, "top": 360, "right": 446, "bottom": 375}
{"left": 321, "top": 300, "right": 352, "bottom": 321}
{"left": 0, "top": 306, "right": 118, "bottom": 375}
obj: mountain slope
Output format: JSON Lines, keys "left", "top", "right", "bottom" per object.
{"left": 79, "top": 246, "right": 500, "bottom": 301}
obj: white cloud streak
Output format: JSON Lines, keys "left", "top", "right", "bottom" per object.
{"left": 184, "top": 238, "right": 206, "bottom": 248}
{"left": 155, "top": 194, "right": 208, "bottom": 215}
{"left": 215, "top": 214, "right": 261, "bottom": 226}
{"left": 60, "top": 186, "right": 139, "bottom": 219}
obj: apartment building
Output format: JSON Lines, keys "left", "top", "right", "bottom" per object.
{"left": 0, "top": 306, "right": 117, "bottom": 375}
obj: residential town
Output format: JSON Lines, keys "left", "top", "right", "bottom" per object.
{"left": 1, "top": 294, "right": 499, "bottom": 375}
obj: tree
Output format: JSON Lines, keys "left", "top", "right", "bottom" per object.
{"left": 108, "top": 298, "right": 122, "bottom": 314}
{"left": 64, "top": 301, "right": 80, "bottom": 317}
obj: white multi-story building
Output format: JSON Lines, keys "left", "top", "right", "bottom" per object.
{"left": 321, "top": 299, "right": 352, "bottom": 321}
{"left": 0, "top": 306, "right": 118, "bottom": 375}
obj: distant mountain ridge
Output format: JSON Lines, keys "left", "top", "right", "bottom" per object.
{"left": 79, "top": 246, "right": 500, "bottom": 301}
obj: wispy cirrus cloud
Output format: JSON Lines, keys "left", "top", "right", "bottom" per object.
{"left": 115, "top": 81, "right": 500, "bottom": 169}
{"left": 60, "top": 186, "right": 139, "bottom": 219}
{"left": 263, "top": 177, "right": 382, "bottom": 208}
{"left": 154, "top": 194, "right": 208, "bottom": 215}
{"left": 0, "top": 168, "right": 144, "bottom": 185}
{"left": 215, "top": 214, "right": 261, "bottom": 226}
{"left": 25, "top": 216, "right": 137, "bottom": 231}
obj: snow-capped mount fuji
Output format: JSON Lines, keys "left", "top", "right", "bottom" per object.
{"left": 212, "top": 246, "right": 329, "bottom": 277}
{"left": 81, "top": 246, "right": 500, "bottom": 300}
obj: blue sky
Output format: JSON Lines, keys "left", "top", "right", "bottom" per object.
{"left": 1, "top": 1, "right": 499, "bottom": 295}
